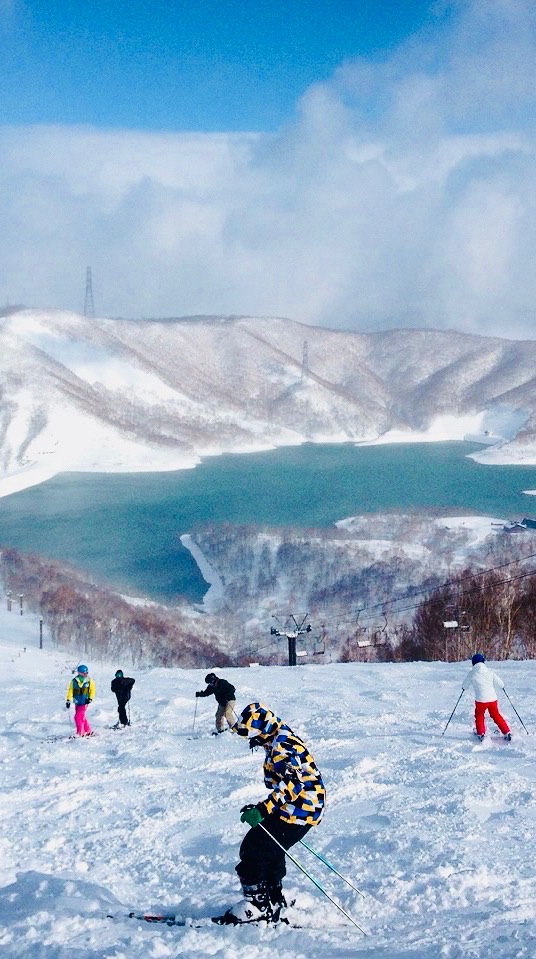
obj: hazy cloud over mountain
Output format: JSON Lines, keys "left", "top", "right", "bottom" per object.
{"left": 1, "top": 0, "right": 535, "bottom": 335}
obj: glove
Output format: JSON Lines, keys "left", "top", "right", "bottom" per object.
{"left": 65, "top": 702, "right": 70, "bottom": 709}
{"left": 240, "top": 805, "right": 264, "bottom": 827}
{"left": 86, "top": 698, "right": 92, "bottom": 704}
{"left": 195, "top": 691, "right": 201, "bottom": 697}
{"left": 249, "top": 735, "right": 264, "bottom": 750}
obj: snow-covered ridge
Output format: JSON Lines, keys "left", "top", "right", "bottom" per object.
{"left": 1, "top": 309, "right": 536, "bottom": 498}
{"left": 183, "top": 512, "right": 516, "bottom": 637}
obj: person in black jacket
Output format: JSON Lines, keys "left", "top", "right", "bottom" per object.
{"left": 111, "top": 669, "right": 135, "bottom": 728}
{"left": 196, "top": 673, "right": 236, "bottom": 734}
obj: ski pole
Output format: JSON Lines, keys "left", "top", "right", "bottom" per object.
{"left": 258, "top": 823, "right": 368, "bottom": 935}
{"left": 192, "top": 697, "right": 198, "bottom": 736}
{"left": 503, "top": 689, "right": 529, "bottom": 734}
{"left": 442, "top": 690, "right": 464, "bottom": 736}
{"left": 299, "top": 839, "right": 366, "bottom": 899}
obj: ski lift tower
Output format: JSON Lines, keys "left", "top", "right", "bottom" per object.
{"left": 271, "top": 613, "right": 312, "bottom": 666}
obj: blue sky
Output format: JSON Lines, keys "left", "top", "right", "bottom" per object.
{"left": 1, "top": 0, "right": 536, "bottom": 338}
{"left": 3, "top": 0, "right": 441, "bottom": 131}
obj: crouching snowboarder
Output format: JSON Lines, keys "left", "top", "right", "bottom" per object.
{"left": 462, "top": 653, "right": 511, "bottom": 742}
{"left": 213, "top": 702, "right": 326, "bottom": 925}
{"left": 195, "top": 672, "right": 236, "bottom": 734}
{"left": 111, "top": 669, "right": 135, "bottom": 728}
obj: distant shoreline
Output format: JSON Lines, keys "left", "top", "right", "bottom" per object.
{"left": 2, "top": 432, "right": 536, "bottom": 502}
{"left": 2, "top": 441, "right": 536, "bottom": 606}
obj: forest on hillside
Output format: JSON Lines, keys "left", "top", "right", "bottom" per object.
{"left": 2, "top": 511, "right": 536, "bottom": 667}
{"left": 0, "top": 548, "right": 229, "bottom": 668}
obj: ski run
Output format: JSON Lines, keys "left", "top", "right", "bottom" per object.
{"left": 2, "top": 604, "right": 536, "bottom": 958}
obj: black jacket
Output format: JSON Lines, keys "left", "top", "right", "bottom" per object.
{"left": 111, "top": 676, "right": 135, "bottom": 706}
{"left": 198, "top": 677, "right": 235, "bottom": 707}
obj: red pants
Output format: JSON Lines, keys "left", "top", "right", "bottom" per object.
{"left": 474, "top": 700, "right": 510, "bottom": 736}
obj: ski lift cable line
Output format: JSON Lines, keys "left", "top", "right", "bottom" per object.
{"left": 235, "top": 559, "right": 536, "bottom": 657}
{"left": 233, "top": 638, "right": 280, "bottom": 658}
{"left": 315, "top": 551, "right": 536, "bottom": 626}
{"left": 325, "top": 567, "right": 536, "bottom": 626}
{"left": 317, "top": 565, "right": 536, "bottom": 631}
{"left": 231, "top": 553, "right": 536, "bottom": 660}
{"left": 390, "top": 565, "right": 536, "bottom": 616}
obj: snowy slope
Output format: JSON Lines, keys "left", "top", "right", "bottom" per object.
{"left": 1, "top": 604, "right": 536, "bottom": 958}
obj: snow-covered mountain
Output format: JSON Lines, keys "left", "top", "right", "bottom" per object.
{"left": 1, "top": 308, "right": 536, "bottom": 496}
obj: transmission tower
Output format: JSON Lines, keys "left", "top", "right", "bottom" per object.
{"left": 84, "top": 266, "right": 95, "bottom": 319}
{"left": 301, "top": 340, "right": 309, "bottom": 380}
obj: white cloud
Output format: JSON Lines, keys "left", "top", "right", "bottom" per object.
{"left": 1, "top": 0, "right": 536, "bottom": 336}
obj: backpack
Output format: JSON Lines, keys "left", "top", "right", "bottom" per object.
{"left": 71, "top": 676, "right": 91, "bottom": 705}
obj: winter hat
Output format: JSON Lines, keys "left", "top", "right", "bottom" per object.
{"left": 205, "top": 673, "right": 217, "bottom": 684}
{"left": 115, "top": 670, "right": 124, "bottom": 678}
{"left": 233, "top": 702, "right": 282, "bottom": 740}
{"left": 77, "top": 664, "right": 89, "bottom": 674}
{"left": 471, "top": 653, "right": 486, "bottom": 666}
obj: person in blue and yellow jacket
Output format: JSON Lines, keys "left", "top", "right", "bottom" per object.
{"left": 214, "top": 702, "right": 325, "bottom": 926}
{"left": 65, "top": 665, "right": 96, "bottom": 737}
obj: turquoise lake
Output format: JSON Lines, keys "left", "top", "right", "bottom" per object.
{"left": 1, "top": 441, "right": 536, "bottom": 602}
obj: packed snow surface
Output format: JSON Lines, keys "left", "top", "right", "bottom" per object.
{"left": 2, "top": 605, "right": 536, "bottom": 958}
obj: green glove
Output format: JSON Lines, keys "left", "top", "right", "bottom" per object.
{"left": 240, "top": 806, "right": 264, "bottom": 827}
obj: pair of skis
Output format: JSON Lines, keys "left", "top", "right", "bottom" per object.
{"left": 110, "top": 835, "right": 369, "bottom": 935}
{"left": 107, "top": 911, "right": 305, "bottom": 929}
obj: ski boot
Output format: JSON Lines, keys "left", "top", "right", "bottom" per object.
{"left": 266, "top": 881, "right": 289, "bottom": 924}
{"left": 504, "top": 732, "right": 512, "bottom": 742}
{"left": 213, "top": 882, "right": 278, "bottom": 925}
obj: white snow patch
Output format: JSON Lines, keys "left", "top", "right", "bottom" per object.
{"left": 358, "top": 412, "right": 486, "bottom": 445}
{"left": 358, "top": 406, "right": 527, "bottom": 449}
{"left": 432, "top": 514, "right": 507, "bottom": 545}
{"left": 180, "top": 534, "right": 224, "bottom": 612}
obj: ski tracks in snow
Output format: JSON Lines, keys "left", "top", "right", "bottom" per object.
{"left": 2, "top": 617, "right": 536, "bottom": 958}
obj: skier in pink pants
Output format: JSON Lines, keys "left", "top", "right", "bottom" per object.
{"left": 66, "top": 665, "right": 96, "bottom": 736}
